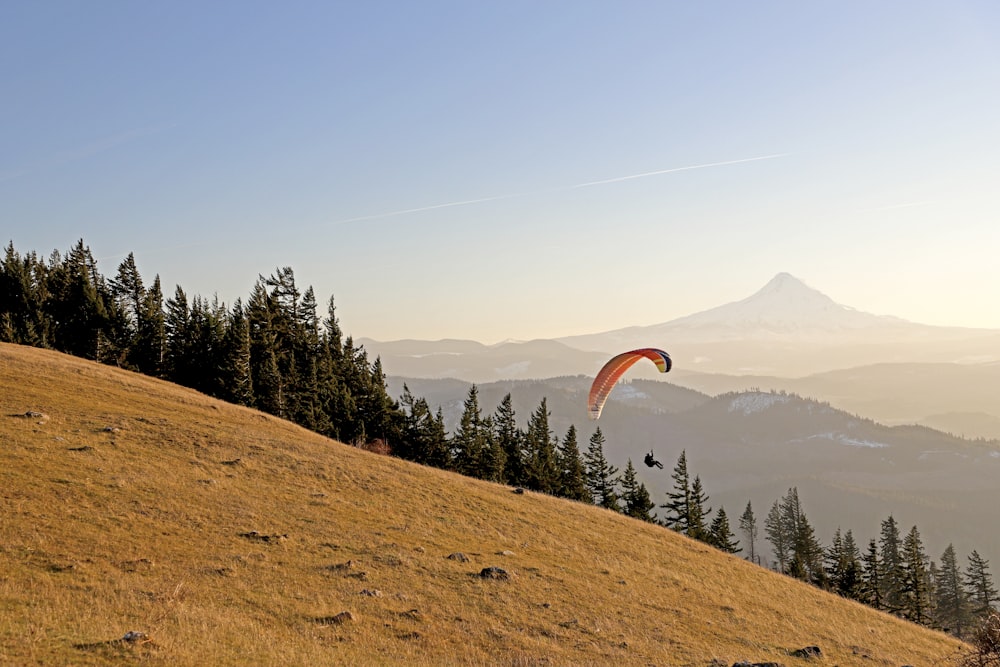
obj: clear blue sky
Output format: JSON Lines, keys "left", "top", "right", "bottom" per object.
{"left": 4, "top": 1, "right": 1000, "bottom": 342}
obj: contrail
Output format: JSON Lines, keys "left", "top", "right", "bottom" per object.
{"left": 570, "top": 153, "right": 789, "bottom": 188}
{"left": 330, "top": 193, "right": 522, "bottom": 225}
{"left": 329, "top": 152, "right": 788, "bottom": 226}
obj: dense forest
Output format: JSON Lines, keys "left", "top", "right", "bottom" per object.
{"left": 1, "top": 239, "right": 996, "bottom": 639}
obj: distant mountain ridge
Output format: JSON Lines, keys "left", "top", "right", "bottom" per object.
{"left": 363, "top": 273, "right": 1000, "bottom": 378}
{"left": 383, "top": 373, "right": 1000, "bottom": 577}
{"left": 557, "top": 272, "right": 995, "bottom": 349}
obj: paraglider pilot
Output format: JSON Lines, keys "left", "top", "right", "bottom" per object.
{"left": 644, "top": 450, "right": 663, "bottom": 469}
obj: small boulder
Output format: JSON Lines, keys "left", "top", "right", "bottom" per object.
{"left": 479, "top": 566, "right": 510, "bottom": 580}
{"left": 790, "top": 646, "right": 822, "bottom": 659}
{"left": 447, "top": 552, "right": 470, "bottom": 562}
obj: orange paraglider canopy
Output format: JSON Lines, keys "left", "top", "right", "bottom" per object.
{"left": 588, "top": 348, "right": 671, "bottom": 419}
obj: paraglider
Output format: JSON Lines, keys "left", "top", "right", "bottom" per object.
{"left": 643, "top": 450, "right": 664, "bottom": 469}
{"left": 587, "top": 347, "right": 672, "bottom": 420}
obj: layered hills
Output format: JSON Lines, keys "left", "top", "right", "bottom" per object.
{"left": 386, "top": 375, "right": 1000, "bottom": 575}
{"left": 0, "top": 343, "right": 966, "bottom": 665}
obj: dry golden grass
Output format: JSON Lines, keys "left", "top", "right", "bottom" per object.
{"left": 0, "top": 342, "right": 967, "bottom": 666}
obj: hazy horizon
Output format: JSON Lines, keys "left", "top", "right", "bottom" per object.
{"left": 5, "top": 2, "right": 1000, "bottom": 342}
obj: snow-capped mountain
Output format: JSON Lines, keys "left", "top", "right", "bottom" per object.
{"left": 557, "top": 272, "right": 989, "bottom": 349}
{"left": 366, "top": 273, "right": 1000, "bottom": 378}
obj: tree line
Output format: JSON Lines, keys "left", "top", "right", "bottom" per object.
{"left": 0, "top": 240, "right": 659, "bottom": 506}
{"left": 2, "top": 240, "right": 995, "bottom": 639}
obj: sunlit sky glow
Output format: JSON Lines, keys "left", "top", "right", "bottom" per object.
{"left": 3, "top": 2, "right": 1000, "bottom": 342}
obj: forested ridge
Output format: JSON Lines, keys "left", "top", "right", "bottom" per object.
{"left": 2, "top": 239, "right": 997, "bottom": 641}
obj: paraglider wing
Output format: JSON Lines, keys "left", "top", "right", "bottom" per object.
{"left": 588, "top": 348, "right": 671, "bottom": 420}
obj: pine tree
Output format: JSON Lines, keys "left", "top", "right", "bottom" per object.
{"left": 620, "top": 460, "right": 655, "bottom": 521}
{"left": 399, "top": 384, "right": 448, "bottom": 466}
{"left": 708, "top": 506, "right": 740, "bottom": 553}
{"left": 451, "top": 385, "right": 489, "bottom": 477}
{"left": 583, "top": 428, "right": 619, "bottom": 510}
{"left": 132, "top": 275, "right": 165, "bottom": 376}
{"left": 661, "top": 451, "right": 691, "bottom": 532}
{"left": 688, "top": 475, "right": 711, "bottom": 542}
{"left": 493, "top": 394, "right": 524, "bottom": 486}
{"left": 901, "top": 525, "right": 932, "bottom": 625}
{"left": 220, "top": 299, "right": 253, "bottom": 406}
{"left": 164, "top": 285, "right": 193, "bottom": 386}
{"left": 966, "top": 550, "right": 1000, "bottom": 620}
{"left": 785, "top": 488, "right": 825, "bottom": 585}
{"left": 765, "top": 488, "right": 824, "bottom": 584}
{"left": 556, "top": 425, "right": 589, "bottom": 502}
{"left": 1, "top": 245, "right": 48, "bottom": 346}
{"left": 479, "top": 414, "right": 506, "bottom": 483}
{"left": 108, "top": 252, "right": 145, "bottom": 366}
{"left": 936, "top": 543, "right": 973, "bottom": 638}
{"left": 879, "top": 515, "right": 906, "bottom": 614}
{"left": 739, "top": 500, "right": 759, "bottom": 564}
{"left": 524, "top": 398, "right": 559, "bottom": 494}
{"left": 45, "top": 240, "right": 108, "bottom": 360}
{"left": 839, "top": 529, "right": 864, "bottom": 600}
{"left": 861, "top": 537, "right": 883, "bottom": 610}
{"left": 765, "top": 499, "right": 790, "bottom": 572}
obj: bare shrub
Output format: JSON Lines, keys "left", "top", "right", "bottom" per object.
{"left": 960, "top": 612, "right": 1000, "bottom": 667}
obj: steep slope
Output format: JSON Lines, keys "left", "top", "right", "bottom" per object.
{"left": 0, "top": 343, "right": 965, "bottom": 666}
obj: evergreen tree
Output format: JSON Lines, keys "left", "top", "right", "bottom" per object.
{"left": 523, "top": 398, "right": 559, "bottom": 493}
{"left": 1, "top": 245, "right": 49, "bottom": 346}
{"left": 620, "top": 459, "right": 655, "bottom": 521}
{"left": 45, "top": 240, "right": 108, "bottom": 360}
{"left": 398, "top": 384, "right": 449, "bottom": 467}
{"left": 765, "top": 488, "right": 824, "bottom": 584}
{"left": 936, "top": 543, "right": 973, "bottom": 638}
{"left": 861, "top": 537, "right": 883, "bottom": 610}
{"left": 556, "top": 425, "right": 589, "bottom": 502}
{"left": 583, "top": 427, "right": 619, "bottom": 510}
{"left": 901, "top": 525, "right": 932, "bottom": 625}
{"left": 493, "top": 394, "right": 524, "bottom": 486}
{"left": 479, "top": 414, "right": 506, "bottom": 483}
{"left": 319, "top": 297, "right": 354, "bottom": 441}
{"left": 838, "top": 529, "right": 863, "bottom": 600}
{"left": 291, "top": 286, "right": 325, "bottom": 430}
{"left": 688, "top": 475, "right": 711, "bottom": 542}
{"left": 879, "top": 515, "right": 906, "bottom": 614}
{"left": 785, "top": 488, "right": 825, "bottom": 585}
{"left": 107, "top": 252, "right": 145, "bottom": 366}
{"left": 132, "top": 275, "right": 165, "bottom": 376}
{"left": 451, "top": 385, "right": 489, "bottom": 477}
{"left": 708, "top": 506, "right": 740, "bottom": 553}
{"left": 220, "top": 299, "right": 253, "bottom": 406}
{"left": 739, "top": 500, "right": 759, "bottom": 564}
{"left": 164, "top": 285, "right": 194, "bottom": 386}
{"left": 966, "top": 550, "right": 1000, "bottom": 620}
{"left": 661, "top": 450, "right": 691, "bottom": 532}
{"left": 765, "top": 499, "right": 790, "bottom": 572}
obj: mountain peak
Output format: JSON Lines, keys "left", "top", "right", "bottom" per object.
{"left": 655, "top": 273, "right": 889, "bottom": 340}
{"left": 746, "top": 273, "right": 839, "bottom": 308}
{"left": 760, "top": 272, "right": 806, "bottom": 291}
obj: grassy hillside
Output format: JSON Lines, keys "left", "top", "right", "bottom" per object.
{"left": 0, "top": 343, "right": 967, "bottom": 666}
